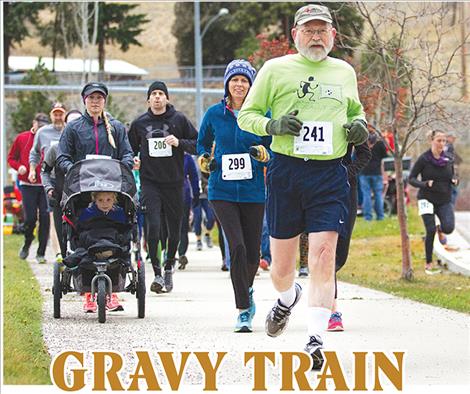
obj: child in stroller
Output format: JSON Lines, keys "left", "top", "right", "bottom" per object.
{"left": 56, "top": 157, "right": 145, "bottom": 323}
{"left": 78, "top": 191, "right": 126, "bottom": 312}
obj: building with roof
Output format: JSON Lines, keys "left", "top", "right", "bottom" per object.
{"left": 8, "top": 56, "right": 148, "bottom": 82}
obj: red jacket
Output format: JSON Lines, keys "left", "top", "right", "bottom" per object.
{"left": 7, "top": 129, "right": 42, "bottom": 184}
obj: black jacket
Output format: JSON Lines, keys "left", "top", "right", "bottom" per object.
{"left": 128, "top": 105, "right": 197, "bottom": 187}
{"left": 360, "top": 140, "right": 389, "bottom": 175}
{"left": 57, "top": 112, "right": 134, "bottom": 173}
{"left": 343, "top": 141, "right": 372, "bottom": 189}
{"left": 409, "top": 149, "right": 455, "bottom": 205}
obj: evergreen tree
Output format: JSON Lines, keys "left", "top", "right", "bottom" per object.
{"left": 3, "top": 2, "right": 45, "bottom": 73}
{"left": 11, "top": 60, "right": 61, "bottom": 133}
{"left": 37, "top": 2, "right": 81, "bottom": 69}
{"left": 172, "top": 2, "right": 364, "bottom": 68}
{"left": 92, "top": 3, "right": 149, "bottom": 73}
{"left": 173, "top": 2, "right": 240, "bottom": 68}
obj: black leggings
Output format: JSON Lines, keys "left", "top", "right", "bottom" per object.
{"left": 421, "top": 202, "right": 455, "bottom": 263}
{"left": 211, "top": 200, "right": 265, "bottom": 310}
{"left": 178, "top": 202, "right": 191, "bottom": 257}
{"left": 52, "top": 203, "right": 66, "bottom": 258}
{"left": 20, "top": 185, "right": 50, "bottom": 256}
{"left": 141, "top": 182, "right": 183, "bottom": 275}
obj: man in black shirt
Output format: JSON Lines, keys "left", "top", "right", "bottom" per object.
{"left": 358, "top": 133, "right": 389, "bottom": 221}
{"left": 128, "top": 81, "right": 197, "bottom": 293}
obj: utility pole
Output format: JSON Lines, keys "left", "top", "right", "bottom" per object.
{"left": 194, "top": 0, "right": 203, "bottom": 127}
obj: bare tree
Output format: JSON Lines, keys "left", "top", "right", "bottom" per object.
{"left": 71, "top": 1, "right": 99, "bottom": 84}
{"left": 355, "top": 2, "right": 470, "bottom": 280}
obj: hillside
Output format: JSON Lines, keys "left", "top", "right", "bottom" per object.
{"left": 10, "top": 2, "right": 178, "bottom": 80}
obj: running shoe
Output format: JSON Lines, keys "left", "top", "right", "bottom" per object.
{"left": 107, "top": 293, "right": 124, "bottom": 311}
{"left": 164, "top": 269, "right": 174, "bottom": 292}
{"left": 150, "top": 275, "right": 165, "bottom": 293}
{"left": 196, "top": 240, "right": 203, "bottom": 251}
{"left": 234, "top": 310, "right": 252, "bottom": 333}
{"left": 248, "top": 287, "right": 256, "bottom": 321}
{"left": 36, "top": 255, "right": 46, "bottom": 264}
{"left": 204, "top": 234, "right": 213, "bottom": 248}
{"left": 437, "top": 228, "right": 447, "bottom": 245}
{"left": 178, "top": 255, "right": 188, "bottom": 270}
{"left": 305, "top": 335, "right": 324, "bottom": 370}
{"left": 83, "top": 292, "right": 97, "bottom": 313}
{"left": 259, "top": 259, "right": 270, "bottom": 271}
{"left": 265, "top": 282, "right": 302, "bottom": 337}
{"left": 327, "top": 312, "right": 344, "bottom": 331}
{"left": 19, "top": 245, "right": 29, "bottom": 260}
{"left": 444, "top": 244, "right": 459, "bottom": 252}
{"left": 221, "top": 261, "right": 229, "bottom": 271}
{"left": 425, "top": 265, "right": 442, "bottom": 275}
{"left": 298, "top": 266, "right": 309, "bottom": 277}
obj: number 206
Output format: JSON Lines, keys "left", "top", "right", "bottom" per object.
{"left": 154, "top": 140, "right": 167, "bottom": 149}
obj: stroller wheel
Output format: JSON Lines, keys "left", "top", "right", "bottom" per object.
{"left": 97, "top": 279, "right": 107, "bottom": 323}
{"left": 137, "top": 261, "right": 146, "bottom": 318}
{"left": 53, "top": 261, "right": 62, "bottom": 318}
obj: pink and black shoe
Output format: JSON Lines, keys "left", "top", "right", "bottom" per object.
{"left": 327, "top": 312, "right": 344, "bottom": 331}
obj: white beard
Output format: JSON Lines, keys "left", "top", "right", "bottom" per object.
{"left": 295, "top": 35, "right": 333, "bottom": 62}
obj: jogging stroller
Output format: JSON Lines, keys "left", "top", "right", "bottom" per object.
{"left": 52, "top": 158, "right": 145, "bottom": 323}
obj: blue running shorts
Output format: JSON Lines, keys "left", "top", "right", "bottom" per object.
{"left": 266, "top": 153, "right": 350, "bottom": 239}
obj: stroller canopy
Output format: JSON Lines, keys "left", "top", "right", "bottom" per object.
{"left": 62, "top": 158, "right": 136, "bottom": 207}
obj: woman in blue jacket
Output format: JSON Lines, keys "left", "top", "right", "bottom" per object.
{"left": 197, "top": 60, "right": 271, "bottom": 333}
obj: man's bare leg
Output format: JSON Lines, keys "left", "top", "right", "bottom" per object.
{"left": 265, "top": 235, "right": 303, "bottom": 337}
{"left": 304, "top": 230, "right": 338, "bottom": 369}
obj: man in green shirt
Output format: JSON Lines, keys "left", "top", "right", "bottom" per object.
{"left": 238, "top": 4, "right": 368, "bottom": 370}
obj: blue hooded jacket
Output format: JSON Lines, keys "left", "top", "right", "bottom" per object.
{"left": 197, "top": 100, "right": 271, "bottom": 203}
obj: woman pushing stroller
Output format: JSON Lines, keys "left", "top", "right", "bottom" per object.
{"left": 57, "top": 82, "right": 134, "bottom": 312}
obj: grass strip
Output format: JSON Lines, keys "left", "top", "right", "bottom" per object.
{"left": 3, "top": 235, "right": 51, "bottom": 384}
{"left": 341, "top": 207, "right": 470, "bottom": 313}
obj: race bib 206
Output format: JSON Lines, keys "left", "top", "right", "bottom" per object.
{"left": 148, "top": 138, "right": 172, "bottom": 158}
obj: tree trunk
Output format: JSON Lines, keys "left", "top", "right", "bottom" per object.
{"left": 4, "top": 3, "right": 9, "bottom": 75}
{"left": 461, "top": 3, "right": 468, "bottom": 101}
{"left": 98, "top": 38, "right": 105, "bottom": 80}
{"left": 394, "top": 152, "right": 414, "bottom": 281}
{"left": 4, "top": 36, "right": 10, "bottom": 76}
{"left": 52, "top": 5, "right": 59, "bottom": 72}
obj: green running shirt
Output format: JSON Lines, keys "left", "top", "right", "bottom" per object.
{"left": 238, "top": 54, "right": 366, "bottom": 160}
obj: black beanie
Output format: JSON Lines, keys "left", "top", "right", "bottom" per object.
{"left": 147, "top": 81, "right": 169, "bottom": 100}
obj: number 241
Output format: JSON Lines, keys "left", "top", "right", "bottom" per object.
{"left": 302, "top": 126, "right": 325, "bottom": 142}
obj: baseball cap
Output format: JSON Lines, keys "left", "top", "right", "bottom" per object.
{"left": 34, "top": 113, "right": 49, "bottom": 127}
{"left": 294, "top": 4, "right": 333, "bottom": 26}
{"left": 51, "top": 102, "right": 66, "bottom": 113}
{"left": 81, "top": 82, "right": 108, "bottom": 99}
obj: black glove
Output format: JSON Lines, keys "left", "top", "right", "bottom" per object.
{"left": 249, "top": 145, "right": 270, "bottom": 163}
{"left": 47, "top": 190, "right": 58, "bottom": 208}
{"left": 266, "top": 110, "right": 302, "bottom": 136}
{"left": 343, "top": 119, "right": 368, "bottom": 145}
